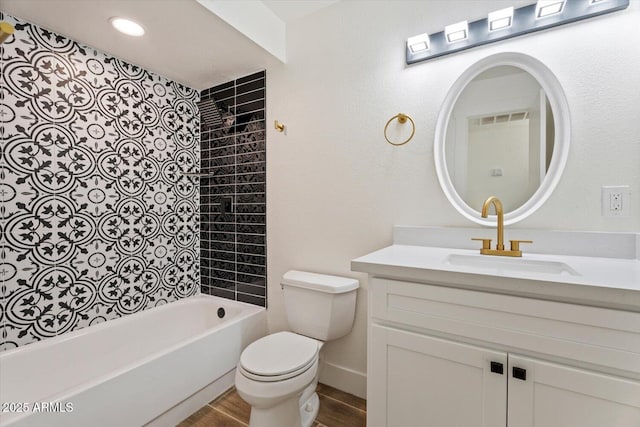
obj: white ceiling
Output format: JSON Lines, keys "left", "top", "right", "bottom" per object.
{"left": 262, "top": 0, "right": 339, "bottom": 22}
{"left": 0, "top": 0, "right": 339, "bottom": 90}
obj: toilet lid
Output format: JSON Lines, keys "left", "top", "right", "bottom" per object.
{"left": 240, "top": 331, "right": 319, "bottom": 380}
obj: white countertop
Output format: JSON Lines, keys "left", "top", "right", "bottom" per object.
{"left": 352, "top": 244, "right": 640, "bottom": 312}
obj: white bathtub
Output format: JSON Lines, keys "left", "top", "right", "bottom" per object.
{"left": 0, "top": 295, "right": 267, "bottom": 427}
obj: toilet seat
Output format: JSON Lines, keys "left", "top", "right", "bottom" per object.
{"left": 239, "top": 332, "right": 319, "bottom": 383}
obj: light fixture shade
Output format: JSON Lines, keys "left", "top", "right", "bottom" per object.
{"left": 444, "top": 21, "right": 469, "bottom": 43}
{"left": 488, "top": 7, "right": 514, "bottom": 31}
{"left": 407, "top": 33, "right": 430, "bottom": 53}
{"left": 110, "top": 17, "right": 145, "bottom": 36}
{"left": 535, "top": 1, "right": 566, "bottom": 18}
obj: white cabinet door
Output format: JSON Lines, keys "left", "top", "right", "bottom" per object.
{"left": 508, "top": 354, "right": 640, "bottom": 427}
{"left": 369, "top": 325, "right": 507, "bottom": 427}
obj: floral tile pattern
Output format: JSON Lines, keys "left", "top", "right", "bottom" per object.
{"left": 0, "top": 12, "right": 200, "bottom": 351}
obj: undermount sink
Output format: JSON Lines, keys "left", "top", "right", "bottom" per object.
{"left": 445, "top": 253, "right": 580, "bottom": 276}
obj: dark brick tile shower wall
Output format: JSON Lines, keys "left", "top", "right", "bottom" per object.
{"left": 199, "top": 71, "right": 266, "bottom": 307}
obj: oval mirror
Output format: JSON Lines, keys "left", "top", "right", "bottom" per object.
{"left": 434, "top": 52, "right": 570, "bottom": 226}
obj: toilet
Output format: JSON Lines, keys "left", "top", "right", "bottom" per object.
{"left": 235, "top": 270, "right": 359, "bottom": 427}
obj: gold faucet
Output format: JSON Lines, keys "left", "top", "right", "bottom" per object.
{"left": 472, "top": 196, "right": 532, "bottom": 257}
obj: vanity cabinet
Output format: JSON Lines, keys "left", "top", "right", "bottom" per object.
{"left": 367, "top": 278, "right": 640, "bottom": 427}
{"left": 507, "top": 354, "right": 640, "bottom": 427}
{"left": 370, "top": 325, "right": 507, "bottom": 426}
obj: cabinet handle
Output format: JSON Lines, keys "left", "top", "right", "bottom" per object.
{"left": 490, "top": 361, "right": 504, "bottom": 375}
{"left": 512, "top": 366, "right": 527, "bottom": 381}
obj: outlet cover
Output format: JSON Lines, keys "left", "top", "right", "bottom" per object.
{"left": 601, "top": 185, "right": 631, "bottom": 218}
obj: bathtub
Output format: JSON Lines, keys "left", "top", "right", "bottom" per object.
{"left": 0, "top": 295, "right": 267, "bottom": 427}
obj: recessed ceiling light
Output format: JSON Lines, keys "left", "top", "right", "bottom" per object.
{"left": 110, "top": 17, "right": 145, "bottom": 37}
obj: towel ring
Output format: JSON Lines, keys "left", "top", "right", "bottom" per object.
{"left": 384, "top": 113, "right": 415, "bottom": 146}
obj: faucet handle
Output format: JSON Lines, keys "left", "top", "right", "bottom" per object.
{"left": 509, "top": 239, "right": 533, "bottom": 253}
{"left": 471, "top": 238, "right": 492, "bottom": 250}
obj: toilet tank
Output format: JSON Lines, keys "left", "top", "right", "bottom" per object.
{"left": 282, "top": 270, "right": 359, "bottom": 341}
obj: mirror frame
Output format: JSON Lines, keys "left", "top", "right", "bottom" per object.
{"left": 434, "top": 52, "right": 570, "bottom": 226}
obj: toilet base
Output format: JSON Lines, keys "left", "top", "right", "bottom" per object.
{"left": 247, "top": 389, "right": 320, "bottom": 427}
{"left": 300, "top": 392, "right": 320, "bottom": 427}
{"left": 249, "top": 394, "right": 301, "bottom": 427}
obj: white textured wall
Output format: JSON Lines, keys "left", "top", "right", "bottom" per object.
{"left": 266, "top": 0, "right": 640, "bottom": 397}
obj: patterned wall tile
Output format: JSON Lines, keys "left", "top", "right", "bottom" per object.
{"left": 200, "top": 71, "right": 266, "bottom": 307}
{"left": 0, "top": 13, "right": 199, "bottom": 351}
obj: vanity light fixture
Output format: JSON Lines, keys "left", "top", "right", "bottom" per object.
{"left": 110, "top": 17, "right": 145, "bottom": 37}
{"left": 407, "top": 33, "right": 430, "bottom": 53}
{"left": 535, "top": 1, "right": 566, "bottom": 18}
{"left": 445, "top": 21, "right": 468, "bottom": 43}
{"left": 406, "top": 0, "right": 629, "bottom": 65}
{"left": 488, "top": 7, "right": 514, "bottom": 31}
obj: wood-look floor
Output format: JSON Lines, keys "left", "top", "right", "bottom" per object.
{"left": 178, "top": 383, "right": 366, "bottom": 427}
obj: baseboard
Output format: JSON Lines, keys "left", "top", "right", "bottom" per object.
{"left": 318, "top": 360, "right": 366, "bottom": 399}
